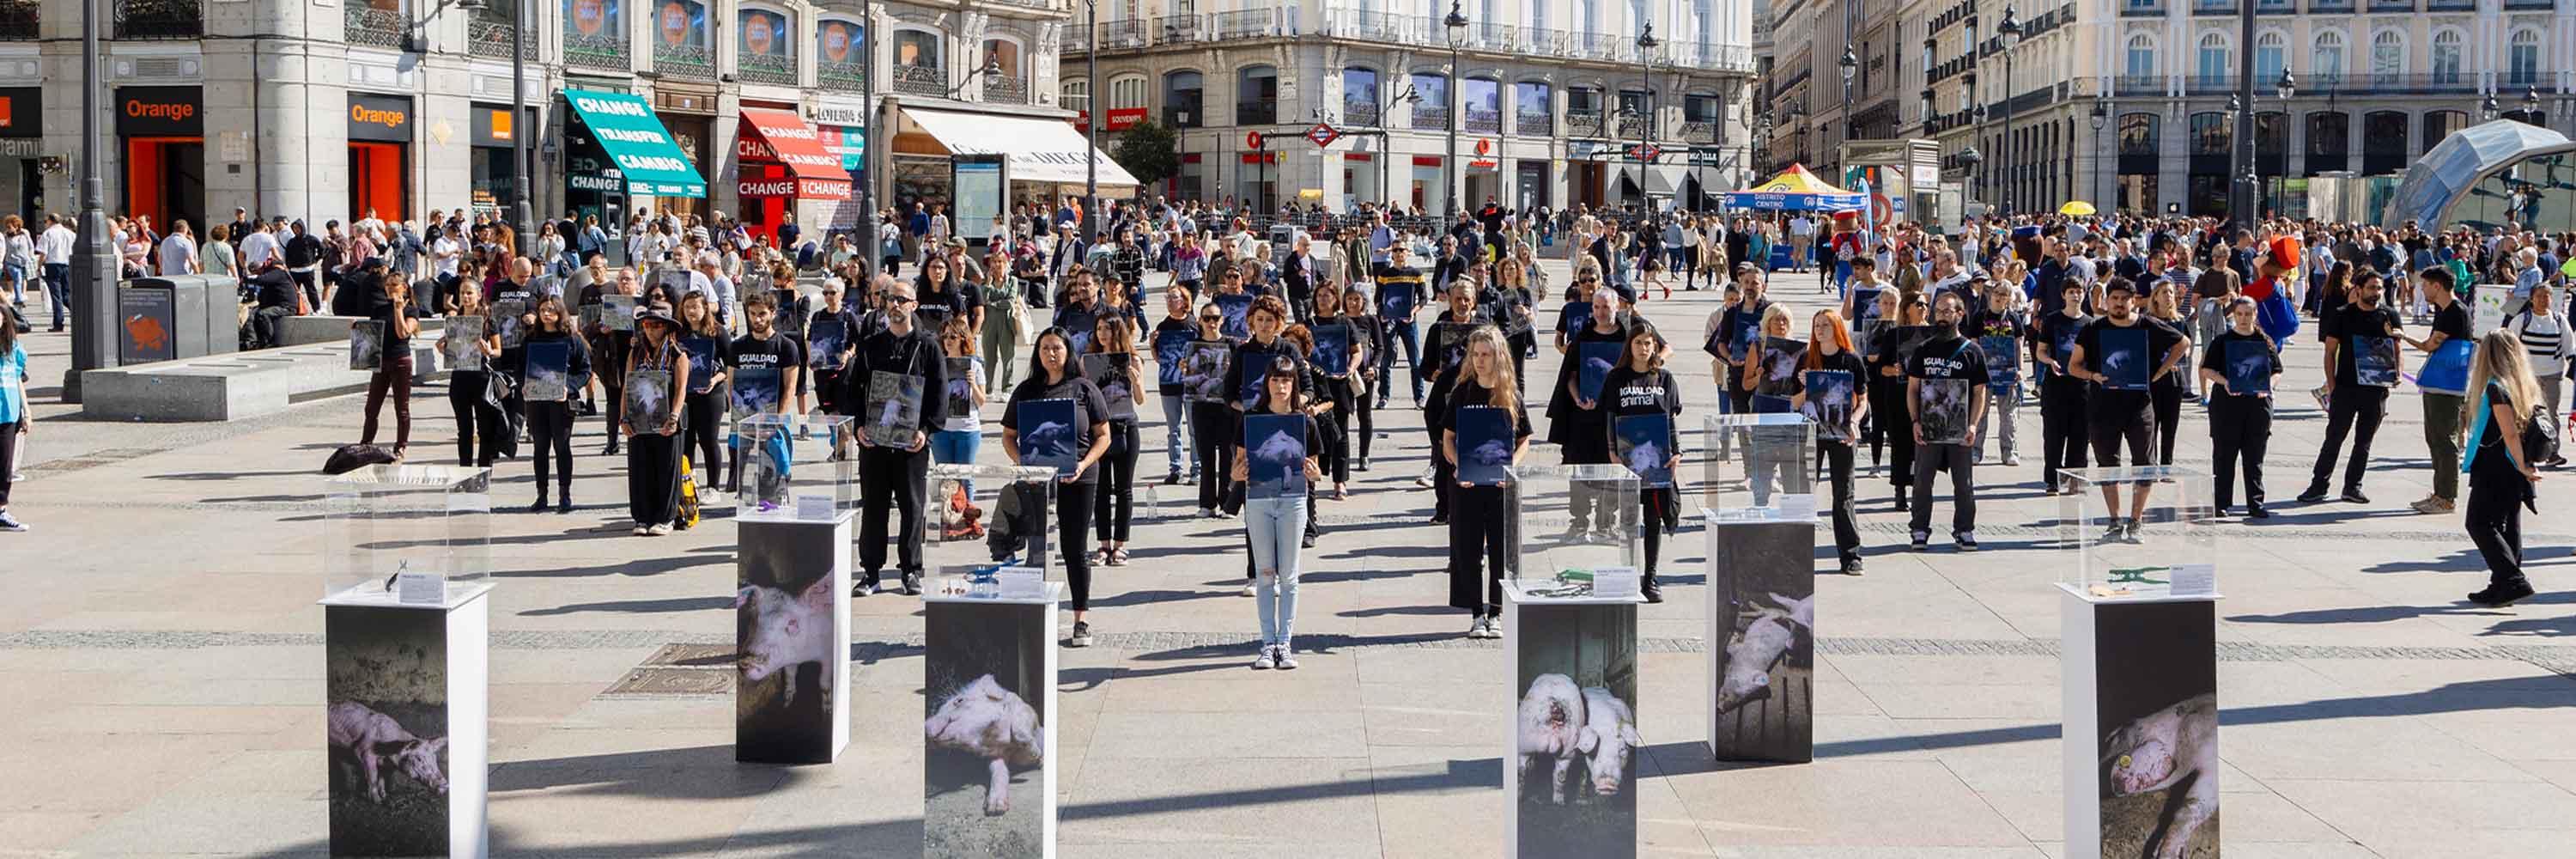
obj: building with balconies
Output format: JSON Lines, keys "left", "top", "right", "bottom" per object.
{"left": 1062, "top": 0, "right": 1759, "bottom": 214}
{"left": 8, "top": 0, "right": 1084, "bottom": 241}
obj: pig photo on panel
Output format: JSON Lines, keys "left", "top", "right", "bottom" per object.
{"left": 1710, "top": 520, "right": 1816, "bottom": 763}
{"left": 2096, "top": 600, "right": 2221, "bottom": 859}
{"left": 924, "top": 601, "right": 1048, "bottom": 858}
{"left": 1514, "top": 603, "right": 1640, "bottom": 859}
{"left": 325, "top": 607, "right": 451, "bottom": 856}
{"left": 736, "top": 522, "right": 841, "bottom": 764}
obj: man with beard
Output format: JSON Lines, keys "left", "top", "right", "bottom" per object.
{"left": 2302, "top": 269, "right": 2404, "bottom": 504}
{"left": 1713, "top": 268, "right": 1775, "bottom": 413}
{"left": 726, "top": 293, "right": 806, "bottom": 494}
{"left": 2066, "top": 278, "right": 2190, "bottom": 542}
{"left": 841, "top": 282, "right": 949, "bottom": 596}
{"left": 1904, "top": 292, "right": 1990, "bottom": 551}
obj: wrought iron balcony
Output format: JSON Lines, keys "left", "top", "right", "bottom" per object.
{"left": 565, "top": 21, "right": 627, "bottom": 70}
{"left": 1343, "top": 100, "right": 1382, "bottom": 127}
{"left": 470, "top": 16, "right": 539, "bottom": 61}
{"left": 1322, "top": 9, "right": 1433, "bottom": 44}
{"left": 1615, "top": 113, "right": 1653, "bottom": 138}
{"left": 1237, "top": 99, "right": 1276, "bottom": 125}
{"left": 1410, "top": 101, "right": 1449, "bottom": 130}
{"left": 0, "top": 0, "right": 32, "bottom": 41}
{"left": 653, "top": 42, "right": 713, "bottom": 78}
{"left": 738, "top": 52, "right": 797, "bottom": 86}
{"left": 1515, "top": 113, "right": 1552, "bottom": 137}
{"left": 1670, "top": 41, "right": 1756, "bottom": 74}
{"left": 1566, "top": 108, "right": 1607, "bottom": 138}
{"left": 345, "top": 2, "right": 406, "bottom": 50}
{"left": 1462, "top": 109, "right": 1501, "bottom": 135}
{"left": 892, "top": 64, "right": 947, "bottom": 97}
{"left": 985, "top": 76, "right": 1030, "bottom": 105}
{"left": 113, "top": 0, "right": 199, "bottom": 40}
{"left": 1154, "top": 13, "right": 1204, "bottom": 44}
{"left": 1212, "top": 9, "right": 1277, "bottom": 40}
{"left": 818, "top": 58, "right": 865, "bottom": 93}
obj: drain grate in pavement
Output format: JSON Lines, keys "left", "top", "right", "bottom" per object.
{"left": 600, "top": 644, "right": 740, "bottom": 697}
{"left": 26, "top": 447, "right": 171, "bottom": 474}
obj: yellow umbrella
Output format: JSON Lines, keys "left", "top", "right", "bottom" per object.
{"left": 2058, "top": 201, "right": 2098, "bottom": 216}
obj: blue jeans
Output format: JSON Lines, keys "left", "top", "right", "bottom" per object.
{"left": 1159, "top": 393, "right": 1193, "bottom": 477}
{"left": 42, "top": 263, "right": 67, "bottom": 328}
{"left": 931, "top": 429, "right": 979, "bottom": 493}
{"left": 1376, "top": 319, "right": 1424, "bottom": 405}
{"left": 3, "top": 261, "right": 23, "bottom": 303}
{"left": 1246, "top": 495, "right": 1308, "bottom": 647}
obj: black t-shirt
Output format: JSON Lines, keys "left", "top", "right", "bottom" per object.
{"left": 376, "top": 299, "right": 423, "bottom": 351}
{"left": 732, "top": 331, "right": 806, "bottom": 397}
{"left": 1229, "top": 337, "right": 1304, "bottom": 409}
{"left": 252, "top": 269, "right": 298, "bottom": 310}
{"left": 2074, "top": 316, "right": 2184, "bottom": 417}
{"left": 1905, "top": 332, "right": 1992, "bottom": 385}
{"left": 2324, "top": 302, "right": 2403, "bottom": 387}
{"left": 2199, "top": 329, "right": 2281, "bottom": 399}
{"left": 2036, "top": 311, "right": 2092, "bottom": 381}
{"left": 1001, "top": 372, "right": 1113, "bottom": 484}
{"left": 2428, "top": 298, "right": 2473, "bottom": 347}
{"left": 1600, "top": 364, "right": 1682, "bottom": 463}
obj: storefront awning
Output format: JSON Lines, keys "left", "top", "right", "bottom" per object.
{"left": 737, "top": 108, "right": 853, "bottom": 200}
{"left": 564, "top": 88, "right": 707, "bottom": 198}
{"left": 899, "top": 107, "right": 1141, "bottom": 186}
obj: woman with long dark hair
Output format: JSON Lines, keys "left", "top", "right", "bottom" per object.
{"left": 444, "top": 284, "right": 505, "bottom": 468}
{"left": 1088, "top": 315, "right": 1144, "bottom": 565}
{"left": 1001, "top": 328, "right": 1114, "bottom": 645}
{"left": 1867, "top": 295, "right": 1929, "bottom": 509}
{"left": 1339, "top": 285, "right": 1382, "bottom": 472}
{"left": 1598, "top": 320, "right": 1680, "bottom": 600}
{"left": 675, "top": 292, "right": 732, "bottom": 494}
{"left": 1188, "top": 303, "right": 1238, "bottom": 518}
{"left": 1234, "top": 355, "right": 1323, "bottom": 668}
{"left": 520, "top": 297, "right": 592, "bottom": 512}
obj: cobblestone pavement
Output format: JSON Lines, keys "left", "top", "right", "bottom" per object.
{"left": 3, "top": 260, "right": 2573, "bottom": 857}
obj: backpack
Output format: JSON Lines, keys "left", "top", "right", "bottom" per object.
{"left": 322, "top": 443, "right": 397, "bottom": 475}
{"left": 676, "top": 454, "right": 701, "bottom": 528}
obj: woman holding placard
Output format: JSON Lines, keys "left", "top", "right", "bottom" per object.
{"left": 519, "top": 297, "right": 593, "bottom": 513}
{"left": 1233, "top": 356, "right": 1324, "bottom": 669}
{"left": 2199, "top": 297, "right": 2281, "bottom": 520}
{"left": 1443, "top": 327, "right": 1530, "bottom": 639}
{"left": 1795, "top": 309, "right": 1869, "bottom": 575}
{"left": 1001, "top": 328, "right": 1113, "bottom": 646}
{"left": 1600, "top": 320, "right": 1681, "bottom": 601}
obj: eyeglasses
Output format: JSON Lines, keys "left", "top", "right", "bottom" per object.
{"left": 890, "top": 295, "right": 919, "bottom": 305}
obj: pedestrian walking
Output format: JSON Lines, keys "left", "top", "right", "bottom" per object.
{"left": 2461, "top": 329, "right": 2546, "bottom": 606}
{"left": 0, "top": 315, "right": 27, "bottom": 531}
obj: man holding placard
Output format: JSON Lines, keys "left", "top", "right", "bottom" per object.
{"left": 845, "top": 283, "right": 951, "bottom": 596}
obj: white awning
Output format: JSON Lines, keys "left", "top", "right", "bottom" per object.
{"left": 901, "top": 107, "right": 1142, "bottom": 186}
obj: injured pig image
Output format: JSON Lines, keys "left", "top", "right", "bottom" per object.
{"left": 324, "top": 606, "right": 452, "bottom": 856}
{"left": 736, "top": 521, "right": 842, "bottom": 765}
{"left": 1709, "top": 520, "right": 1816, "bottom": 762}
{"left": 1513, "top": 601, "right": 1640, "bottom": 858}
{"left": 2093, "top": 599, "right": 2221, "bottom": 859}
{"left": 925, "top": 600, "right": 1050, "bottom": 858}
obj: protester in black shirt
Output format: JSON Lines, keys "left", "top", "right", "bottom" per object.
{"left": 1905, "top": 292, "right": 1991, "bottom": 551}
{"left": 358, "top": 277, "right": 425, "bottom": 460}
{"left": 2393, "top": 265, "right": 2476, "bottom": 514}
{"left": 1796, "top": 309, "right": 1870, "bottom": 573}
{"left": 1868, "top": 295, "right": 1929, "bottom": 509}
{"left": 1186, "top": 304, "right": 1239, "bottom": 516}
{"left": 1712, "top": 270, "right": 1776, "bottom": 412}
{"left": 1443, "top": 327, "right": 1529, "bottom": 639}
{"left": 805, "top": 281, "right": 863, "bottom": 416}
{"left": 1337, "top": 286, "right": 1384, "bottom": 470}
{"left": 1546, "top": 289, "right": 1628, "bottom": 534}
{"left": 2032, "top": 280, "right": 2093, "bottom": 490}
{"left": 519, "top": 297, "right": 592, "bottom": 513}
{"left": 2303, "top": 270, "right": 2403, "bottom": 503}
{"left": 1598, "top": 320, "right": 1680, "bottom": 601}
{"left": 1001, "top": 328, "right": 1114, "bottom": 646}
{"left": 847, "top": 283, "right": 947, "bottom": 596}
{"left": 580, "top": 269, "right": 641, "bottom": 454}
{"left": 2066, "top": 277, "right": 2191, "bottom": 540}
{"left": 726, "top": 294, "right": 806, "bottom": 494}
{"left": 2199, "top": 298, "right": 2281, "bottom": 519}
{"left": 675, "top": 293, "right": 734, "bottom": 496}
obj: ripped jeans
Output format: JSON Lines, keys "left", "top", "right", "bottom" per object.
{"left": 1246, "top": 495, "right": 1308, "bottom": 648}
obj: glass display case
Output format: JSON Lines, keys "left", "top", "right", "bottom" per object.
{"left": 733, "top": 413, "right": 857, "bottom": 521}
{"left": 2056, "top": 466, "right": 2218, "bottom": 600}
{"left": 929, "top": 463, "right": 1060, "bottom": 570}
{"left": 322, "top": 465, "right": 493, "bottom": 606}
{"left": 1702, "top": 412, "right": 1816, "bottom": 521}
{"left": 1510, "top": 463, "right": 1640, "bottom": 593}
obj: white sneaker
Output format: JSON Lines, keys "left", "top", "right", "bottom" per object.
{"left": 647, "top": 523, "right": 671, "bottom": 536}
{"left": 1467, "top": 615, "right": 1488, "bottom": 638}
{"left": 1487, "top": 617, "right": 1504, "bottom": 638}
{"left": 633, "top": 524, "right": 651, "bottom": 536}
{"left": 0, "top": 511, "right": 25, "bottom": 532}
{"left": 1275, "top": 646, "right": 1300, "bottom": 670}
{"left": 1251, "top": 646, "right": 1276, "bottom": 670}
{"left": 1242, "top": 582, "right": 1256, "bottom": 597}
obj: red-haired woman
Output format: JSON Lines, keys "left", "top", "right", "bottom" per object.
{"left": 1795, "top": 308, "right": 1870, "bottom": 574}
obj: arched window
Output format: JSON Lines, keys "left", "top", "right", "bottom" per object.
{"left": 1343, "top": 67, "right": 1382, "bottom": 125}
{"left": 1576, "top": 0, "right": 1595, "bottom": 36}
{"left": 982, "top": 38, "right": 1027, "bottom": 103}
{"left": 1237, "top": 65, "right": 1279, "bottom": 125}
{"left": 2371, "top": 29, "right": 2403, "bottom": 84}
{"left": 2119, "top": 113, "right": 2160, "bottom": 156}
{"left": 815, "top": 18, "right": 864, "bottom": 89}
{"left": 736, "top": 5, "right": 795, "bottom": 85}
{"left": 2307, "top": 111, "right": 2350, "bottom": 173}
{"left": 1062, "top": 80, "right": 1089, "bottom": 115}
{"left": 1109, "top": 75, "right": 1148, "bottom": 111}
{"left": 1411, "top": 70, "right": 1450, "bottom": 130}
{"left": 2362, "top": 110, "right": 2408, "bottom": 174}
{"left": 1164, "top": 70, "right": 1204, "bottom": 128}
{"left": 2312, "top": 31, "right": 2344, "bottom": 84}
{"left": 2196, "top": 33, "right": 2230, "bottom": 86}
{"left": 2190, "top": 111, "right": 2230, "bottom": 155}
{"left": 2431, "top": 30, "right": 2464, "bottom": 84}
{"left": 2511, "top": 28, "right": 2543, "bottom": 87}
{"left": 2126, "top": 34, "right": 2156, "bottom": 79}
{"left": 893, "top": 28, "right": 941, "bottom": 70}
{"left": 2254, "top": 31, "right": 2285, "bottom": 88}
{"left": 1463, "top": 76, "right": 1502, "bottom": 133}
{"left": 2422, "top": 110, "right": 2468, "bottom": 156}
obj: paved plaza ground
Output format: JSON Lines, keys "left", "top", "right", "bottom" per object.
{"left": 4, "top": 260, "right": 2575, "bottom": 857}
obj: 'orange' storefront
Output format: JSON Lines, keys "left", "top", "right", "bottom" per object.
{"left": 347, "top": 93, "right": 414, "bottom": 222}
{"left": 116, "top": 86, "right": 204, "bottom": 232}
{"left": 733, "top": 107, "right": 852, "bottom": 244}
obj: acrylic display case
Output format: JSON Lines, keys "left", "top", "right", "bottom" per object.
{"left": 1700, "top": 412, "right": 1816, "bottom": 521}
{"left": 2054, "top": 466, "right": 2218, "bottom": 600}
{"left": 322, "top": 465, "right": 493, "bottom": 607}
{"left": 1508, "top": 464, "right": 1641, "bottom": 594}
{"left": 733, "top": 413, "right": 857, "bottom": 521}
{"left": 929, "top": 463, "right": 1061, "bottom": 572}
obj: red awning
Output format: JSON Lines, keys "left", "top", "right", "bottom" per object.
{"left": 736, "top": 108, "right": 853, "bottom": 200}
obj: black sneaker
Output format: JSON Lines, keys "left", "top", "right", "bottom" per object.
{"left": 1069, "top": 620, "right": 1093, "bottom": 648}
{"left": 1357, "top": 457, "right": 1370, "bottom": 472}
{"left": 1910, "top": 532, "right": 1929, "bottom": 551}
{"left": 1955, "top": 533, "right": 1978, "bottom": 551}
{"left": 1839, "top": 557, "right": 1864, "bottom": 576}
{"left": 1894, "top": 494, "right": 1911, "bottom": 512}
{"left": 853, "top": 574, "right": 879, "bottom": 597}
{"left": 2467, "top": 580, "right": 2537, "bottom": 607}
{"left": 2246, "top": 506, "right": 2272, "bottom": 520}
{"left": 2340, "top": 487, "right": 2371, "bottom": 505}
{"left": 2296, "top": 484, "right": 2330, "bottom": 503}
{"left": 1165, "top": 469, "right": 1183, "bottom": 486}
{"left": 901, "top": 572, "right": 922, "bottom": 596}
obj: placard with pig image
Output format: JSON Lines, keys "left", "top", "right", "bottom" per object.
{"left": 1708, "top": 520, "right": 1815, "bottom": 763}
{"left": 1179, "top": 341, "right": 1232, "bottom": 403}
{"left": 1613, "top": 413, "right": 1674, "bottom": 490}
{"left": 1511, "top": 600, "right": 1639, "bottom": 858}
{"left": 2090, "top": 599, "right": 2219, "bottom": 859}
{"left": 736, "top": 518, "right": 848, "bottom": 765}
{"left": 489, "top": 300, "right": 526, "bottom": 349}
{"left": 442, "top": 316, "right": 486, "bottom": 372}
{"left": 864, "top": 370, "right": 926, "bottom": 448}
{"left": 1917, "top": 378, "right": 1972, "bottom": 446}
{"left": 925, "top": 600, "right": 1051, "bottom": 858}
{"left": 1084, "top": 354, "right": 1139, "bottom": 421}
{"left": 349, "top": 320, "right": 386, "bottom": 371}
{"left": 522, "top": 339, "right": 570, "bottom": 403}
{"left": 325, "top": 606, "right": 451, "bottom": 856}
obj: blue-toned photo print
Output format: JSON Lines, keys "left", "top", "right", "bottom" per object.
{"left": 1154, "top": 328, "right": 1193, "bottom": 387}
{"left": 524, "top": 339, "right": 571, "bottom": 402}
{"left": 623, "top": 369, "right": 672, "bottom": 433}
{"left": 1728, "top": 314, "right": 1759, "bottom": 357}
{"left": 1243, "top": 413, "right": 1308, "bottom": 500}
{"left": 1614, "top": 412, "right": 1674, "bottom": 489}
{"left": 1558, "top": 301, "right": 1590, "bottom": 335}
{"left": 808, "top": 316, "right": 848, "bottom": 370}
{"left": 864, "top": 371, "right": 925, "bottom": 448}
{"left": 1577, "top": 341, "right": 1621, "bottom": 401}
{"left": 601, "top": 295, "right": 636, "bottom": 332}
{"left": 1850, "top": 286, "right": 1883, "bottom": 322}
{"left": 1084, "top": 354, "right": 1138, "bottom": 421}
{"left": 2415, "top": 338, "right": 2472, "bottom": 395}
{"left": 1311, "top": 324, "right": 1353, "bottom": 376}
{"left": 442, "top": 317, "right": 485, "bottom": 372}
{"left": 1237, "top": 357, "right": 1271, "bottom": 408}
{"left": 683, "top": 336, "right": 720, "bottom": 393}
{"left": 1016, "top": 398, "right": 1080, "bottom": 478}
{"left": 1455, "top": 405, "right": 1513, "bottom": 487}
{"left": 2099, "top": 327, "right": 2150, "bottom": 391}
{"left": 1214, "top": 294, "right": 1254, "bottom": 341}
{"left": 1804, "top": 369, "right": 1856, "bottom": 442}
{"left": 944, "top": 357, "right": 975, "bottom": 417}
{"left": 491, "top": 300, "right": 527, "bottom": 349}
{"left": 348, "top": 320, "right": 386, "bottom": 372}
{"left": 1379, "top": 281, "right": 1418, "bottom": 320}
{"left": 1759, "top": 337, "right": 1807, "bottom": 398}
{"left": 1055, "top": 308, "right": 1097, "bottom": 356}
{"left": 2224, "top": 339, "right": 2274, "bottom": 395}
{"left": 1433, "top": 321, "right": 1477, "bottom": 372}
{"left": 2354, "top": 335, "right": 2399, "bottom": 387}
{"left": 1979, "top": 335, "right": 2020, "bottom": 394}
{"left": 1856, "top": 320, "right": 1892, "bottom": 362}
{"left": 2051, "top": 325, "right": 2081, "bottom": 371}
{"left": 732, "top": 366, "right": 782, "bottom": 417}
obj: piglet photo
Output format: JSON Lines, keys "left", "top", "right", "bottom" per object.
{"left": 737, "top": 577, "right": 835, "bottom": 709}
{"left": 1575, "top": 686, "right": 1640, "bottom": 798}
{"left": 926, "top": 673, "right": 1044, "bottom": 815}
{"left": 2103, "top": 692, "right": 2220, "bottom": 859}
{"left": 327, "top": 701, "right": 448, "bottom": 803}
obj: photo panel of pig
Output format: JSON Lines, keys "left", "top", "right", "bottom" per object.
{"left": 324, "top": 598, "right": 489, "bottom": 859}
{"left": 2061, "top": 592, "right": 2219, "bottom": 859}
{"left": 1507, "top": 591, "right": 1641, "bottom": 859}
{"left": 925, "top": 599, "right": 1057, "bottom": 859}
{"left": 736, "top": 514, "right": 854, "bottom": 765}
{"left": 1706, "top": 520, "right": 1816, "bottom": 763}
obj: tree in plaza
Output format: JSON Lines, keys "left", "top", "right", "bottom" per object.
{"left": 1112, "top": 121, "right": 1182, "bottom": 189}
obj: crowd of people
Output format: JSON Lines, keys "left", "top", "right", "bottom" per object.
{"left": 1, "top": 191, "right": 2564, "bottom": 658}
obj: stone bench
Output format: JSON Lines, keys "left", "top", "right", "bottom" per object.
{"left": 80, "top": 343, "right": 440, "bottom": 423}
{"left": 278, "top": 314, "right": 449, "bottom": 347}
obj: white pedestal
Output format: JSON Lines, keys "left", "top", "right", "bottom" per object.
{"left": 1704, "top": 509, "right": 1817, "bottom": 763}
{"left": 2061, "top": 584, "right": 2222, "bottom": 859}
{"left": 736, "top": 512, "right": 854, "bottom": 765}
{"left": 922, "top": 582, "right": 1062, "bottom": 859}
{"left": 320, "top": 585, "right": 491, "bottom": 859}
{"left": 1504, "top": 582, "right": 1643, "bottom": 859}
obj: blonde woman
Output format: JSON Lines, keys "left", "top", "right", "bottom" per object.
{"left": 2461, "top": 328, "right": 2547, "bottom": 606}
{"left": 1441, "top": 326, "right": 1528, "bottom": 638}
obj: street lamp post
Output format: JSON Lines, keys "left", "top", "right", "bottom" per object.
{"left": 2522, "top": 86, "right": 2542, "bottom": 125}
{"left": 1838, "top": 46, "right": 1856, "bottom": 162}
{"left": 2272, "top": 70, "right": 2295, "bottom": 213}
{"left": 64, "top": 0, "right": 113, "bottom": 400}
{"left": 1959, "top": 143, "right": 1983, "bottom": 216}
{"left": 2227, "top": 0, "right": 2256, "bottom": 219}
{"left": 1444, "top": 2, "right": 1467, "bottom": 219}
{"left": 1994, "top": 6, "right": 2020, "bottom": 215}
{"left": 1636, "top": 22, "right": 1658, "bottom": 209}
{"left": 2090, "top": 93, "right": 2109, "bottom": 210}
{"left": 1085, "top": 0, "right": 1101, "bottom": 243}
{"left": 2227, "top": 94, "right": 2256, "bottom": 216}
{"left": 507, "top": 0, "right": 532, "bottom": 259}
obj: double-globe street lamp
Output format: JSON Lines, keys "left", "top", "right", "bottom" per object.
{"left": 1634, "top": 23, "right": 1658, "bottom": 209}
{"left": 2090, "top": 92, "right": 2109, "bottom": 210}
{"left": 1444, "top": 2, "right": 1468, "bottom": 219}
{"left": 1992, "top": 6, "right": 2020, "bottom": 214}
